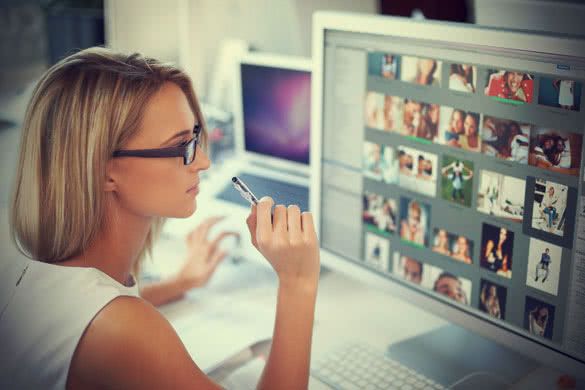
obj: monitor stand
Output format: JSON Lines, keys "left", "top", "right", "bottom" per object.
{"left": 386, "top": 324, "right": 539, "bottom": 390}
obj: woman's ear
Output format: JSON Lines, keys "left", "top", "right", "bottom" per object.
{"left": 104, "top": 160, "right": 118, "bottom": 192}
{"left": 104, "top": 176, "right": 117, "bottom": 192}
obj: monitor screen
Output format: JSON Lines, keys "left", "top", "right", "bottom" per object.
{"left": 241, "top": 63, "right": 311, "bottom": 165}
{"left": 315, "top": 17, "right": 585, "bottom": 368}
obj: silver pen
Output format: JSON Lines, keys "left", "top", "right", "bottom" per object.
{"left": 232, "top": 176, "right": 259, "bottom": 206}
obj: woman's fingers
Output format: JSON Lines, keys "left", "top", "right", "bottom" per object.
{"left": 287, "top": 205, "right": 302, "bottom": 240}
{"left": 256, "top": 197, "right": 274, "bottom": 247}
{"left": 209, "top": 231, "right": 240, "bottom": 258}
{"left": 246, "top": 204, "right": 258, "bottom": 248}
{"left": 301, "top": 211, "right": 315, "bottom": 239}
{"left": 208, "top": 249, "right": 228, "bottom": 272}
{"left": 273, "top": 205, "right": 287, "bottom": 233}
{"left": 195, "top": 215, "right": 225, "bottom": 239}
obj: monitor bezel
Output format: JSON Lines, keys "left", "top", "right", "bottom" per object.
{"left": 233, "top": 52, "right": 312, "bottom": 175}
{"left": 310, "top": 10, "right": 585, "bottom": 378}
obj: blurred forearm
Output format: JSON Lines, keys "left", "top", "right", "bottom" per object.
{"left": 257, "top": 279, "right": 319, "bottom": 390}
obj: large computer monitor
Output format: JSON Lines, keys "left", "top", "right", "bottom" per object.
{"left": 311, "top": 11, "right": 585, "bottom": 378}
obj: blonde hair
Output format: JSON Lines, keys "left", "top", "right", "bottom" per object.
{"left": 408, "top": 199, "right": 421, "bottom": 216}
{"left": 10, "top": 47, "right": 207, "bottom": 271}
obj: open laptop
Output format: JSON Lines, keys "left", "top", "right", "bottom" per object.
{"left": 214, "top": 53, "right": 312, "bottom": 211}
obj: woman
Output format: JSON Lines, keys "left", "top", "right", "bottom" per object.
{"left": 449, "top": 64, "right": 475, "bottom": 93}
{"left": 529, "top": 306, "right": 549, "bottom": 338}
{"left": 533, "top": 134, "right": 572, "bottom": 171}
{"left": 444, "top": 109, "right": 464, "bottom": 147}
{"left": 485, "top": 71, "right": 533, "bottom": 103}
{"left": 458, "top": 112, "right": 480, "bottom": 152}
{"left": 553, "top": 79, "right": 575, "bottom": 110}
{"left": 483, "top": 227, "right": 512, "bottom": 278}
{"left": 398, "top": 150, "right": 414, "bottom": 175}
{"left": 381, "top": 54, "right": 397, "bottom": 79}
{"left": 416, "top": 103, "right": 439, "bottom": 141}
{"left": 411, "top": 58, "right": 439, "bottom": 86}
{"left": 540, "top": 186, "right": 559, "bottom": 231}
{"left": 402, "top": 99, "right": 422, "bottom": 136}
{"left": 432, "top": 229, "right": 452, "bottom": 256}
{"left": 400, "top": 199, "right": 425, "bottom": 246}
{"left": 480, "top": 283, "right": 502, "bottom": 319}
{"left": 3, "top": 48, "right": 320, "bottom": 389}
{"left": 452, "top": 236, "right": 473, "bottom": 264}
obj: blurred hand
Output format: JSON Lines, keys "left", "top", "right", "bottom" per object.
{"left": 177, "top": 216, "right": 239, "bottom": 289}
{"left": 246, "top": 197, "right": 320, "bottom": 287}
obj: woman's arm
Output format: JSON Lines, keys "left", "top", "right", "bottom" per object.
{"left": 140, "top": 275, "right": 190, "bottom": 307}
{"left": 140, "top": 217, "right": 238, "bottom": 307}
{"left": 485, "top": 240, "right": 494, "bottom": 259}
{"left": 246, "top": 199, "right": 320, "bottom": 390}
{"left": 67, "top": 296, "right": 225, "bottom": 390}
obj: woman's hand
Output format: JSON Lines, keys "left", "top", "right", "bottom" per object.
{"left": 177, "top": 216, "right": 239, "bottom": 289}
{"left": 246, "top": 197, "right": 320, "bottom": 288}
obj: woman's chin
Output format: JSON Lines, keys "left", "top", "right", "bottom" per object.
{"left": 172, "top": 200, "right": 198, "bottom": 219}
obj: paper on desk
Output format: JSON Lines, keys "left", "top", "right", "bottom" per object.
{"left": 157, "top": 259, "right": 278, "bottom": 373}
{"left": 164, "top": 294, "right": 275, "bottom": 373}
{"left": 220, "top": 356, "right": 266, "bottom": 389}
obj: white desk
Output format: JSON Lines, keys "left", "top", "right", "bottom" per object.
{"left": 148, "top": 163, "right": 570, "bottom": 390}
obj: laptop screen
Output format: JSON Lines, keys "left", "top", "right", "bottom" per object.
{"left": 240, "top": 63, "right": 311, "bottom": 165}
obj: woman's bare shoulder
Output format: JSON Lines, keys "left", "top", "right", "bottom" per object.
{"left": 67, "top": 296, "right": 223, "bottom": 390}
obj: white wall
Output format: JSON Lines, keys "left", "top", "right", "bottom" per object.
{"left": 105, "top": 0, "right": 378, "bottom": 100}
{"left": 105, "top": 0, "right": 182, "bottom": 63}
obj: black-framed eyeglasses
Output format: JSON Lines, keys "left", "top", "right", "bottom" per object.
{"left": 113, "top": 124, "right": 201, "bottom": 165}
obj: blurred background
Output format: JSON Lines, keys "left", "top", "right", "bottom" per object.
{"left": 0, "top": 0, "right": 584, "bottom": 205}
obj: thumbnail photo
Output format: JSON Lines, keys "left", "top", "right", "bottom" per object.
{"left": 432, "top": 228, "right": 474, "bottom": 264}
{"left": 531, "top": 179, "right": 568, "bottom": 236}
{"left": 400, "top": 56, "right": 442, "bottom": 87}
{"left": 364, "top": 91, "right": 404, "bottom": 131}
{"left": 437, "top": 107, "right": 481, "bottom": 152}
{"left": 481, "top": 116, "right": 530, "bottom": 164}
{"left": 484, "top": 69, "right": 534, "bottom": 103}
{"left": 364, "top": 232, "right": 390, "bottom": 272}
{"left": 449, "top": 63, "right": 477, "bottom": 93}
{"left": 477, "top": 170, "right": 525, "bottom": 222}
{"left": 367, "top": 52, "right": 401, "bottom": 80}
{"left": 397, "top": 146, "right": 438, "bottom": 197}
{"left": 401, "top": 99, "right": 440, "bottom": 142}
{"left": 393, "top": 253, "right": 423, "bottom": 285}
{"left": 524, "top": 296, "right": 555, "bottom": 340}
{"left": 526, "top": 238, "right": 562, "bottom": 296}
{"left": 432, "top": 270, "right": 472, "bottom": 305}
{"left": 363, "top": 191, "right": 398, "bottom": 235}
{"left": 400, "top": 197, "right": 431, "bottom": 248}
{"left": 538, "top": 77, "right": 582, "bottom": 112}
{"left": 480, "top": 223, "right": 514, "bottom": 279}
{"left": 529, "top": 127, "right": 583, "bottom": 177}
{"left": 440, "top": 156, "right": 474, "bottom": 207}
{"left": 362, "top": 141, "right": 398, "bottom": 183}
{"left": 479, "top": 279, "right": 507, "bottom": 320}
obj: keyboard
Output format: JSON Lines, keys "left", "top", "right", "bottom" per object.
{"left": 215, "top": 172, "right": 309, "bottom": 211}
{"left": 311, "top": 344, "right": 447, "bottom": 390}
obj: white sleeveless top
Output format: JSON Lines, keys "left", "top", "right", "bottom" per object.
{"left": 0, "top": 258, "right": 140, "bottom": 389}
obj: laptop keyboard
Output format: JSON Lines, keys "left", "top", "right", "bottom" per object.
{"left": 215, "top": 172, "right": 309, "bottom": 211}
{"left": 311, "top": 343, "right": 446, "bottom": 390}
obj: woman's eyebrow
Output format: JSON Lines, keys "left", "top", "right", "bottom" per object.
{"left": 160, "top": 129, "right": 192, "bottom": 146}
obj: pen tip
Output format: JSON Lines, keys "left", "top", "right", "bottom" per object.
{"left": 231, "top": 177, "right": 237, "bottom": 182}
